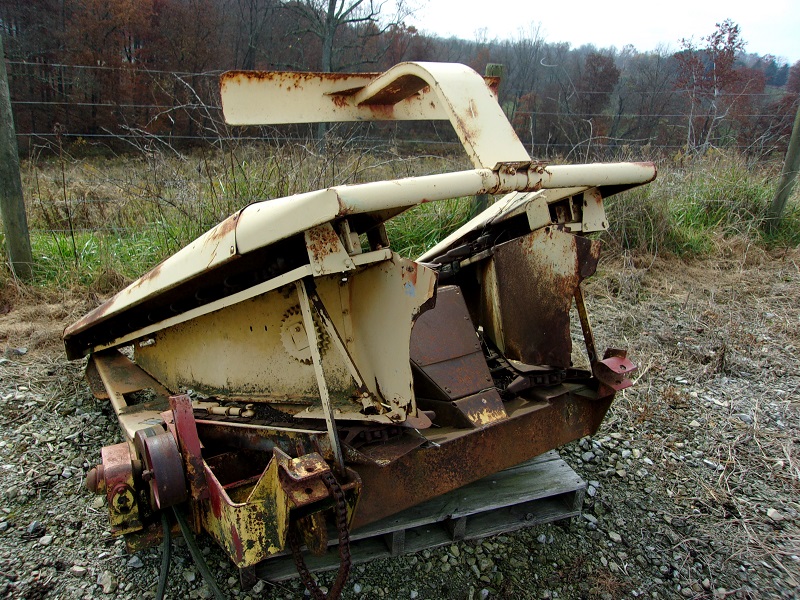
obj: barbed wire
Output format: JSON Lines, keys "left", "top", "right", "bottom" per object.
{"left": 15, "top": 132, "right": 774, "bottom": 150}
{"left": 11, "top": 100, "right": 216, "bottom": 110}
{"left": 7, "top": 60, "right": 796, "bottom": 97}
{"left": 11, "top": 98, "right": 792, "bottom": 121}
{"left": 6, "top": 60, "right": 222, "bottom": 77}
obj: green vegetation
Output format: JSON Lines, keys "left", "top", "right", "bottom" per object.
{"left": 605, "top": 151, "right": 800, "bottom": 256}
{"left": 2, "top": 146, "right": 799, "bottom": 296}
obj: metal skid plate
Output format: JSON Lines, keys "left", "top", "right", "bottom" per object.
{"left": 410, "top": 285, "right": 494, "bottom": 401}
{"left": 351, "top": 383, "right": 613, "bottom": 529}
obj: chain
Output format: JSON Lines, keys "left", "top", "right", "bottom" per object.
{"left": 289, "top": 470, "right": 352, "bottom": 600}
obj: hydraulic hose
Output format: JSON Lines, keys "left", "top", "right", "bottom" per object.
{"left": 155, "top": 511, "right": 172, "bottom": 600}
{"left": 173, "top": 505, "right": 227, "bottom": 600}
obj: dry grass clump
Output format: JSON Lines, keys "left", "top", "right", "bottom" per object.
{"left": 1, "top": 144, "right": 798, "bottom": 303}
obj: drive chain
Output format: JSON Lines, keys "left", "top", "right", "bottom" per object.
{"left": 289, "top": 470, "right": 351, "bottom": 600}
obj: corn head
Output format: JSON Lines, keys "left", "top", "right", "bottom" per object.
{"left": 65, "top": 62, "right": 655, "bottom": 598}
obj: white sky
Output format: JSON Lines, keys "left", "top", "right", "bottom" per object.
{"left": 406, "top": 0, "right": 800, "bottom": 64}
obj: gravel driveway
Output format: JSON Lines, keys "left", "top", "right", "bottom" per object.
{"left": 1, "top": 249, "right": 798, "bottom": 600}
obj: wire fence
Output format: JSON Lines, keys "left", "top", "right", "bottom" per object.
{"left": 8, "top": 60, "right": 799, "bottom": 163}
{"left": 8, "top": 61, "right": 799, "bottom": 242}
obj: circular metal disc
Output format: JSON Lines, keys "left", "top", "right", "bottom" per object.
{"left": 135, "top": 429, "right": 188, "bottom": 510}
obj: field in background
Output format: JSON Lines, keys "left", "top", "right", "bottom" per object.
{"left": 1, "top": 143, "right": 799, "bottom": 299}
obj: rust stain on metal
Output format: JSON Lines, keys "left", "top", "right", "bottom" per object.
{"left": 358, "top": 74, "right": 427, "bottom": 105}
{"left": 365, "top": 103, "right": 396, "bottom": 119}
{"left": 170, "top": 394, "right": 209, "bottom": 500}
{"left": 411, "top": 285, "right": 494, "bottom": 402}
{"left": 222, "top": 70, "right": 378, "bottom": 86}
{"left": 204, "top": 212, "right": 239, "bottom": 246}
{"left": 99, "top": 443, "right": 142, "bottom": 535}
{"left": 632, "top": 162, "right": 659, "bottom": 181}
{"left": 353, "top": 386, "right": 614, "bottom": 529}
{"left": 484, "top": 76, "right": 501, "bottom": 95}
{"left": 332, "top": 94, "right": 351, "bottom": 108}
{"left": 63, "top": 259, "right": 167, "bottom": 341}
{"left": 480, "top": 228, "right": 599, "bottom": 367}
{"left": 305, "top": 223, "right": 342, "bottom": 262}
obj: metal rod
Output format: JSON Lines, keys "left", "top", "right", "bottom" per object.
{"left": 296, "top": 279, "right": 347, "bottom": 477}
{"left": 574, "top": 284, "right": 598, "bottom": 365}
{"left": 308, "top": 289, "right": 367, "bottom": 390}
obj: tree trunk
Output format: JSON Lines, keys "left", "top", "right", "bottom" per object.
{"left": 0, "top": 35, "right": 33, "bottom": 280}
{"left": 317, "top": 0, "right": 338, "bottom": 141}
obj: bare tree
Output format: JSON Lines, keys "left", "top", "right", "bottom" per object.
{"left": 225, "top": 0, "right": 278, "bottom": 69}
{"left": 281, "top": 0, "right": 412, "bottom": 72}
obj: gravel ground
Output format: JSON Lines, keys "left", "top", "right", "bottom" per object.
{"left": 0, "top": 248, "right": 798, "bottom": 600}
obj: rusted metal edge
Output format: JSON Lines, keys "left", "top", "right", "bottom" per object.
{"left": 350, "top": 385, "right": 613, "bottom": 529}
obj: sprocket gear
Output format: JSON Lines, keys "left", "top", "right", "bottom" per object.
{"left": 280, "top": 304, "right": 329, "bottom": 364}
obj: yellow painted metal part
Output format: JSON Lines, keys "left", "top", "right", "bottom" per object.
{"left": 200, "top": 453, "right": 290, "bottom": 567}
{"left": 90, "top": 351, "right": 171, "bottom": 444}
{"left": 133, "top": 253, "right": 436, "bottom": 423}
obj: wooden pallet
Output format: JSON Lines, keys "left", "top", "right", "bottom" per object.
{"left": 256, "top": 450, "right": 585, "bottom": 581}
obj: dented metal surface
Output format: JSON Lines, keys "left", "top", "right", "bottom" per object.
{"left": 68, "top": 61, "right": 657, "bottom": 593}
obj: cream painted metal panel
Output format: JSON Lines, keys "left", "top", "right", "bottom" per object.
{"left": 134, "top": 286, "right": 354, "bottom": 403}
{"left": 221, "top": 62, "right": 527, "bottom": 170}
{"left": 65, "top": 161, "right": 653, "bottom": 356}
{"left": 64, "top": 212, "right": 240, "bottom": 340}
{"left": 221, "top": 71, "right": 449, "bottom": 123}
{"left": 350, "top": 62, "right": 529, "bottom": 169}
{"left": 418, "top": 186, "right": 587, "bottom": 263}
{"left": 133, "top": 253, "right": 436, "bottom": 423}
{"left": 234, "top": 189, "right": 341, "bottom": 254}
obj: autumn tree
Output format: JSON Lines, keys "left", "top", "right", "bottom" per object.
{"left": 674, "top": 19, "right": 749, "bottom": 152}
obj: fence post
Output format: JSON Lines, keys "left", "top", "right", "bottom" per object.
{"left": 765, "top": 103, "right": 800, "bottom": 234}
{"left": 472, "top": 64, "right": 505, "bottom": 217}
{"left": 0, "top": 34, "right": 33, "bottom": 280}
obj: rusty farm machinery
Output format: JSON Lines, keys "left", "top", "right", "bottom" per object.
{"left": 64, "top": 62, "right": 656, "bottom": 598}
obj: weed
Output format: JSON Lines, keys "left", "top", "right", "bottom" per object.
{"left": 605, "top": 151, "right": 799, "bottom": 256}
{"left": 1, "top": 145, "right": 798, "bottom": 297}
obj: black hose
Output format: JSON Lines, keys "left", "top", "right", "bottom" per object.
{"left": 155, "top": 511, "right": 172, "bottom": 600}
{"left": 172, "top": 505, "right": 227, "bottom": 600}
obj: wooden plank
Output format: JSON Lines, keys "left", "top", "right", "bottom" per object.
{"left": 255, "top": 451, "right": 585, "bottom": 582}
{"left": 385, "top": 530, "right": 405, "bottom": 556}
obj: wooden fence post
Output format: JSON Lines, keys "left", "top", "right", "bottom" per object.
{"left": 765, "top": 103, "right": 800, "bottom": 234}
{"left": 0, "top": 34, "right": 33, "bottom": 280}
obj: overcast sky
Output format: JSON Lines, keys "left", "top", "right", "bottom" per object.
{"left": 406, "top": 0, "right": 800, "bottom": 64}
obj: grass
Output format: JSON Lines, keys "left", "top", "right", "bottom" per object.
{"left": 605, "top": 151, "right": 800, "bottom": 256}
{"left": 2, "top": 143, "right": 799, "bottom": 297}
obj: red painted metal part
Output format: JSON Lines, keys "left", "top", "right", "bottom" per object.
{"left": 133, "top": 428, "right": 188, "bottom": 510}
{"left": 594, "top": 350, "right": 637, "bottom": 391}
{"left": 410, "top": 285, "right": 493, "bottom": 401}
{"left": 100, "top": 443, "right": 142, "bottom": 535}
{"left": 170, "top": 394, "right": 210, "bottom": 500}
